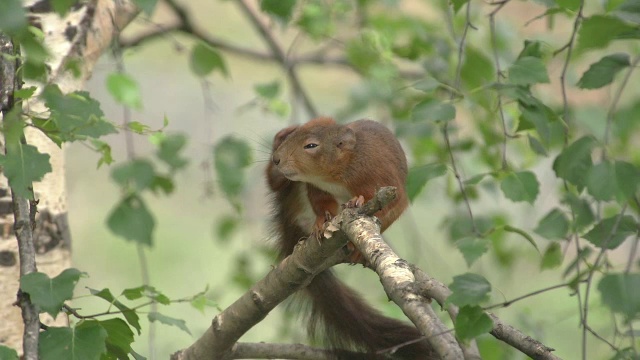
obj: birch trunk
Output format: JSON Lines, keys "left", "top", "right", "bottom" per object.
{"left": 0, "top": 0, "right": 138, "bottom": 352}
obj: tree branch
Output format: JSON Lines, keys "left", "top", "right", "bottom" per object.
{"left": 340, "top": 204, "right": 465, "bottom": 359}
{"left": 412, "top": 269, "right": 561, "bottom": 360}
{"left": 0, "top": 33, "right": 40, "bottom": 360}
{"left": 235, "top": 0, "right": 318, "bottom": 119}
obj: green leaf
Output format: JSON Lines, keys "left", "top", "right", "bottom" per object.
{"left": 518, "top": 101, "right": 558, "bottom": 145}
{"left": 254, "top": 81, "right": 281, "bottom": 100}
{"left": 111, "top": 159, "right": 156, "bottom": 191}
{"left": 586, "top": 160, "right": 640, "bottom": 202}
{"left": 122, "top": 285, "right": 170, "bottom": 305}
{"left": 297, "top": 2, "right": 334, "bottom": 39}
{"left": 0, "top": 143, "right": 52, "bottom": 199}
{"left": 451, "top": 0, "right": 470, "bottom": 13}
{"left": 502, "top": 225, "right": 539, "bottom": 252}
{"left": 540, "top": 242, "right": 563, "bottom": 270}
{"left": 528, "top": 134, "right": 548, "bottom": 156}
{"left": 460, "top": 46, "right": 494, "bottom": 90}
{"left": 411, "top": 99, "right": 456, "bottom": 123}
{"left": 583, "top": 215, "right": 638, "bottom": 249}
{"left": 150, "top": 175, "right": 174, "bottom": 195}
{"left": 598, "top": 273, "right": 640, "bottom": 319}
{"left": 51, "top": 0, "right": 75, "bottom": 16}
{"left": 106, "top": 73, "right": 143, "bottom": 110}
{"left": 534, "top": 208, "right": 570, "bottom": 240}
{"left": 132, "top": 0, "right": 159, "bottom": 15}
{"left": 507, "top": 57, "right": 550, "bottom": 85}
{"left": 517, "top": 40, "right": 544, "bottom": 59}
{"left": 556, "top": 0, "right": 581, "bottom": 11}
{"left": 14, "top": 86, "right": 37, "bottom": 100}
{"left": 464, "top": 173, "right": 491, "bottom": 186}
{"left": 577, "top": 15, "right": 636, "bottom": 51}
{"left": 100, "top": 318, "right": 134, "bottom": 359}
{"left": 0, "top": 0, "right": 27, "bottom": 33}
{"left": 577, "top": 53, "right": 630, "bottom": 89}
{"left": 216, "top": 215, "right": 238, "bottom": 241}
{"left": 454, "top": 306, "right": 493, "bottom": 342}
{"left": 614, "top": 161, "right": 640, "bottom": 201}
{"left": 189, "top": 42, "right": 228, "bottom": 77}
{"left": 0, "top": 346, "right": 19, "bottom": 360}
{"left": 107, "top": 195, "right": 155, "bottom": 246}
{"left": 552, "top": 136, "right": 597, "bottom": 189}
{"left": 20, "top": 268, "right": 82, "bottom": 318}
{"left": 455, "top": 237, "right": 489, "bottom": 267}
{"left": 447, "top": 273, "right": 491, "bottom": 307}
{"left": 156, "top": 133, "right": 189, "bottom": 170}
{"left": 586, "top": 161, "right": 617, "bottom": 201}
{"left": 214, "top": 136, "right": 252, "bottom": 201}
{"left": 260, "top": 0, "right": 297, "bottom": 22}
{"left": 91, "top": 139, "right": 114, "bottom": 168}
{"left": 126, "top": 121, "right": 150, "bottom": 134}
{"left": 148, "top": 312, "right": 191, "bottom": 335}
{"left": 562, "top": 194, "right": 595, "bottom": 232}
{"left": 500, "top": 171, "right": 539, "bottom": 204}
{"left": 190, "top": 289, "right": 218, "bottom": 313}
{"left": 89, "top": 288, "right": 141, "bottom": 335}
{"left": 406, "top": 163, "right": 447, "bottom": 201}
{"left": 40, "top": 321, "right": 107, "bottom": 360}
{"left": 42, "top": 85, "right": 117, "bottom": 140}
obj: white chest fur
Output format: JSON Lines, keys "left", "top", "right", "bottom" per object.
{"left": 308, "top": 179, "right": 352, "bottom": 204}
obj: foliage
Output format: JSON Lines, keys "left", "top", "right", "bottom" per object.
{"left": 2, "top": 0, "right": 640, "bottom": 358}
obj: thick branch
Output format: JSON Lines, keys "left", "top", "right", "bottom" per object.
{"left": 340, "top": 195, "right": 465, "bottom": 360}
{"left": 171, "top": 210, "right": 351, "bottom": 359}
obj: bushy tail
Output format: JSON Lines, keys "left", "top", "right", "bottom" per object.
{"left": 305, "top": 270, "right": 437, "bottom": 360}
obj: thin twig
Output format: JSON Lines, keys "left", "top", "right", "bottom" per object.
{"left": 488, "top": 0, "right": 510, "bottom": 170}
{"left": 484, "top": 280, "right": 587, "bottom": 310}
{"left": 625, "top": 230, "right": 640, "bottom": 274}
{"left": 602, "top": 53, "right": 640, "bottom": 160}
{"left": 582, "top": 205, "right": 628, "bottom": 360}
{"left": 236, "top": 0, "right": 318, "bottom": 118}
{"left": 557, "top": 3, "right": 584, "bottom": 145}
{"left": 111, "top": 41, "right": 157, "bottom": 359}
{"left": 443, "top": 1, "right": 477, "bottom": 234}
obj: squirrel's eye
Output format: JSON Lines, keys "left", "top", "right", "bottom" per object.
{"left": 304, "top": 143, "right": 318, "bottom": 149}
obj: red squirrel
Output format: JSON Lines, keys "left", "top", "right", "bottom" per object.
{"left": 266, "top": 117, "right": 435, "bottom": 359}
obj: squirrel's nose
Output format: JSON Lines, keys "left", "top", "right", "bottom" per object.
{"left": 272, "top": 155, "right": 280, "bottom": 165}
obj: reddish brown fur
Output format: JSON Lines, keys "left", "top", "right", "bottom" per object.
{"left": 266, "top": 118, "right": 435, "bottom": 359}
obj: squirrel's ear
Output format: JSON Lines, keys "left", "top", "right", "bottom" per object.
{"left": 272, "top": 125, "right": 299, "bottom": 151}
{"left": 337, "top": 127, "right": 356, "bottom": 150}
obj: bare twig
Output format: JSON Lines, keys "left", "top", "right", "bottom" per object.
{"left": 111, "top": 40, "right": 158, "bottom": 358}
{"left": 488, "top": 0, "right": 510, "bottom": 170}
{"left": 484, "top": 280, "right": 587, "bottom": 310}
{"left": 582, "top": 205, "right": 628, "bottom": 360}
{"left": 557, "top": 2, "right": 584, "bottom": 145}
{"left": 235, "top": 0, "right": 318, "bottom": 118}
{"left": 444, "top": 1, "right": 478, "bottom": 234}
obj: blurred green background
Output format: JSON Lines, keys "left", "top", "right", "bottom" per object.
{"left": 63, "top": 0, "right": 632, "bottom": 358}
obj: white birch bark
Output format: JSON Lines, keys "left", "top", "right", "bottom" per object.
{"left": 0, "top": 0, "right": 138, "bottom": 352}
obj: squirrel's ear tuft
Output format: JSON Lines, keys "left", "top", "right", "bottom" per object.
{"left": 337, "top": 127, "right": 356, "bottom": 150}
